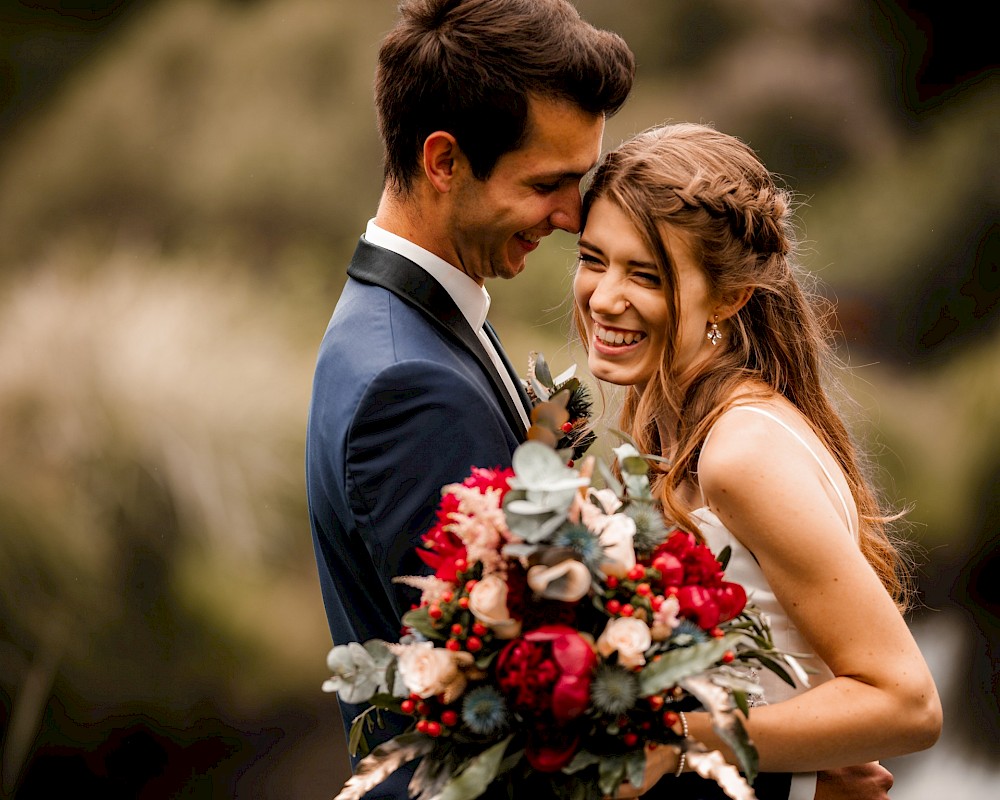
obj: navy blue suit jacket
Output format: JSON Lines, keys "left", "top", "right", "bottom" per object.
{"left": 306, "top": 238, "right": 529, "bottom": 796}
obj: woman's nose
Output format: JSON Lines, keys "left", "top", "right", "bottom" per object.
{"left": 588, "top": 273, "right": 628, "bottom": 315}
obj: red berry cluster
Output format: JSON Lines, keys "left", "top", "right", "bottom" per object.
{"left": 600, "top": 564, "right": 672, "bottom": 623}
{"left": 412, "top": 575, "right": 494, "bottom": 653}
{"left": 399, "top": 693, "right": 461, "bottom": 738}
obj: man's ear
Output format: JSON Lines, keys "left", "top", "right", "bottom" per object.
{"left": 715, "top": 287, "right": 753, "bottom": 321}
{"left": 422, "top": 131, "right": 461, "bottom": 193}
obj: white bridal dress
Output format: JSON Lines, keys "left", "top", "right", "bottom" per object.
{"left": 694, "top": 405, "right": 860, "bottom": 800}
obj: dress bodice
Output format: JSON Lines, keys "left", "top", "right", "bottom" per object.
{"left": 693, "top": 504, "right": 834, "bottom": 704}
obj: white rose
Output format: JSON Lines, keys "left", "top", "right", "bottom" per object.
{"left": 589, "top": 488, "right": 623, "bottom": 515}
{"left": 468, "top": 575, "right": 522, "bottom": 639}
{"left": 598, "top": 513, "right": 637, "bottom": 578}
{"left": 597, "top": 616, "right": 652, "bottom": 669}
{"left": 394, "top": 642, "right": 460, "bottom": 698}
{"left": 527, "top": 558, "right": 592, "bottom": 603}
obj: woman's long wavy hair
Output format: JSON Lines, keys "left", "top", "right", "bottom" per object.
{"left": 575, "top": 123, "right": 912, "bottom": 609}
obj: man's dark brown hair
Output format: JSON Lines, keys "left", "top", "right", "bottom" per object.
{"left": 375, "top": 0, "right": 635, "bottom": 192}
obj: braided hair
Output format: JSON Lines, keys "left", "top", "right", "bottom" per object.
{"left": 575, "top": 123, "right": 911, "bottom": 609}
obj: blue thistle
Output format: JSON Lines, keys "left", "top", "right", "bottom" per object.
{"left": 553, "top": 522, "right": 604, "bottom": 569}
{"left": 670, "top": 619, "right": 709, "bottom": 647}
{"left": 627, "top": 501, "right": 669, "bottom": 555}
{"left": 462, "top": 686, "right": 510, "bottom": 736}
{"left": 590, "top": 664, "right": 640, "bottom": 716}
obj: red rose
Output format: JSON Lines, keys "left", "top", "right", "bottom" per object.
{"left": 677, "top": 585, "right": 722, "bottom": 629}
{"left": 496, "top": 624, "right": 596, "bottom": 725}
{"left": 656, "top": 530, "right": 697, "bottom": 559}
{"left": 651, "top": 552, "right": 684, "bottom": 587}
{"left": 716, "top": 581, "right": 747, "bottom": 620}
{"left": 683, "top": 544, "right": 725, "bottom": 584}
{"left": 524, "top": 727, "right": 581, "bottom": 772}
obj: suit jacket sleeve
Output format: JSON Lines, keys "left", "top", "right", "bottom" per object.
{"left": 346, "top": 357, "right": 517, "bottom": 622}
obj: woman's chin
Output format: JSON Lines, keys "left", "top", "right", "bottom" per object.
{"left": 589, "top": 357, "right": 638, "bottom": 388}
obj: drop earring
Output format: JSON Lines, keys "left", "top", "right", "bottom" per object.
{"left": 707, "top": 315, "right": 722, "bottom": 345}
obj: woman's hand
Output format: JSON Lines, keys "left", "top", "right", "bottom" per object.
{"left": 612, "top": 744, "right": 678, "bottom": 798}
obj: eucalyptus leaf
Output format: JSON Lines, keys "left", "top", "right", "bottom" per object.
{"left": 564, "top": 750, "right": 602, "bottom": 774}
{"left": 598, "top": 755, "right": 626, "bottom": 797}
{"left": 347, "top": 709, "right": 374, "bottom": 757}
{"left": 403, "top": 607, "right": 448, "bottom": 641}
{"left": 733, "top": 689, "right": 750, "bottom": 718}
{"left": 411, "top": 751, "right": 454, "bottom": 800}
{"left": 533, "top": 352, "right": 554, "bottom": 387}
{"left": 432, "top": 736, "right": 512, "bottom": 800}
{"left": 750, "top": 653, "right": 798, "bottom": 688}
{"left": 596, "top": 459, "right": 623, "bottom": 498}
{"left": 501, "top": 542, "right": 541, "bottom": 559}
{"left": 552, "top": 364, "right": 577, "bottom": 386}
{"left": 682, "top": 674, "right": 758, "bottom": 782}
{"left": 509, "top": 441, "right": 575, "bottom": 485}
{"left": 504, "top": 508, "right": 568, "bottom": 544}
{"left": 624, "top": 749, "right": 647, "bottom": 790}
{"left": 638, "top": 635, "right": 740, "bottom": 696}
{"left": 528, "top": 377, "right": 551, "bottom": 402}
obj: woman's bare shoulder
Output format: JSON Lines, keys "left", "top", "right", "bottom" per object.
{"left": 697, "top": 397, "right": 824, "bottom": 503}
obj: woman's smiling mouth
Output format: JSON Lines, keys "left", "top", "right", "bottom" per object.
{"left": 593, "top": 322, "right": 646, "bottom": 347}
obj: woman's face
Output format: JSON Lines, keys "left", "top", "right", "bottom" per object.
{"left": 574, "top": 197, "right": 716, "bottom": 391}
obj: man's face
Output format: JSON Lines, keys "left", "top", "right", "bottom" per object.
{"left": 444, "top": 96, "right": 605, "bottom": 283}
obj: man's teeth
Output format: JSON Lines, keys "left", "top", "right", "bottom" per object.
{"left": 517, "top": 232, "right": 541, "bottom": 244}
{"left": 596, "top": 324, "right": 645, "bottom": 346}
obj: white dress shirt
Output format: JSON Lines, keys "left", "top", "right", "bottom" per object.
{"left": 363, "top": 219, "right": 530, "bottom": 430}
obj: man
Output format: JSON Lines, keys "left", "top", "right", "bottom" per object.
{"left": 306, "top": 2, "right": 892, "bottom": 798}
{"left": 306, "top": 1, "right": 632, "bottom": 795}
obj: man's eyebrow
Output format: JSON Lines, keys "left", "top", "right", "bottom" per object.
{"left": 532, "top": 171, "right": 589, "bottom": 184}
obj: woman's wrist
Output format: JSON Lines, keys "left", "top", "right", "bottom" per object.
{"left": 674, "top": 710, "right": 689, "bottom": 776}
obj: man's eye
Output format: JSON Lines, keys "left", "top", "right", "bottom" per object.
{"left": 534, "top": 183, "right": 560, "bottom": 193}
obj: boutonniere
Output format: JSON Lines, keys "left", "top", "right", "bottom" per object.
{"left": 523, "top": 352, "right": 596, "bottom": 465}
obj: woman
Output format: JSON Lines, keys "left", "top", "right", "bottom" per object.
{"left": 572, "top": 123, "right": 941, "bottom": 798}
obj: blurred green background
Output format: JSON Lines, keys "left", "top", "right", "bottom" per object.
{"left": 0, "top": 1, "right": 995, "bottom": 797}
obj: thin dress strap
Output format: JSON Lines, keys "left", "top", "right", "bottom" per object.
{"left": 700, "top": 406, "right": 856, "bottom": 538}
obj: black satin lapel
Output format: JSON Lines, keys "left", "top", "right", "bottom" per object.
{"left": 347, "top": 238, "right": 528, "bottom": 439}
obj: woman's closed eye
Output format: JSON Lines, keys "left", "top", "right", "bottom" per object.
{"left": 632, "top": 269, "right": 661, "bottom": 286}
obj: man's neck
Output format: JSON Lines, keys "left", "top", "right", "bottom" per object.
{"left": 374, "top": 188, "right": 441, "bottom": 255}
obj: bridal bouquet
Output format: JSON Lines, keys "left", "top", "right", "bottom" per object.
{"left": 323, "top": 363, "right": 799, "bottom": 800}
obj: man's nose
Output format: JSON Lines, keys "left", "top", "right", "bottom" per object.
{"left": 549, "top": 186, "right": 583, "bottom": 234}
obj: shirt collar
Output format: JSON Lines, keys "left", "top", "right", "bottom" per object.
{"left": 364, "top": 219, "right": 490, "bottom": 330}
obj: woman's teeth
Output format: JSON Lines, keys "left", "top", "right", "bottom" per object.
{"left": 595, "top": 324, "right": 645, "bottom": 346}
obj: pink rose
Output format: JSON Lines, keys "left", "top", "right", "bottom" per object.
{"left": 468, "top": 575, "right": 522, "bottom": 639}
{"left": 394, "top": 641, "right": 476, "bottom": 702}
{"left": 597, "top": 616, "right": 652, "bottom": 669}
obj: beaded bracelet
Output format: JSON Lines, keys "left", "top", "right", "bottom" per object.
{"left": 675, "top": 711, "right": 689, "bottom": 777}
